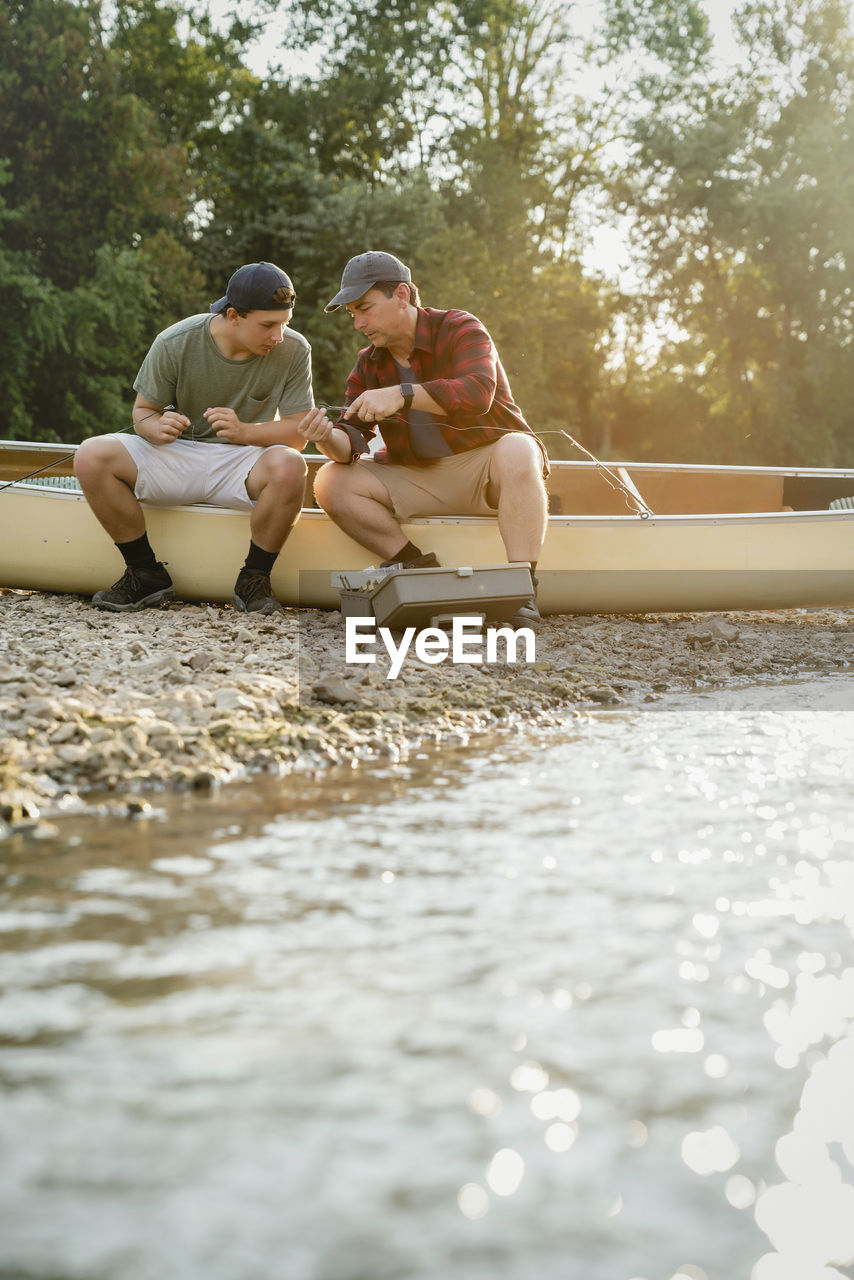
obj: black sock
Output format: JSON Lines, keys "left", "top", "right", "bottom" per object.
{"left": 243, "top": 541, "right": 278, "bottom": 574}
{"left": 117, "top": 532, "right": 158, "bottom": 570}
{"left": 381, "top": 540, "right": 423, "bottom": 567}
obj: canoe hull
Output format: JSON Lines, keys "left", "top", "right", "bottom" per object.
{"left": 3, "top": 483, "right": 853, "bottom": 614}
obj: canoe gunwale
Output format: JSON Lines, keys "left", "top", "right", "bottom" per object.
{"left": 3, "top": 438, "right": 854, "bottom": 479}
{"left": 7, "top": 480, "right": 854, "bottom": 527}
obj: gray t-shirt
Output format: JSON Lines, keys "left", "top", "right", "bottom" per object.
{"left": 393, "top": 360, "right": 453, "bottom": 458}
{"left": 133, "top": 314, "right": 313, "bottom": 444}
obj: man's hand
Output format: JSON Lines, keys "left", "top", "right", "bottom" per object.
{"left": 205, "top": 406, "right": 247, "bottom": 443}
{"left": 346, "top": 387, "right": 405, "bottom": 422}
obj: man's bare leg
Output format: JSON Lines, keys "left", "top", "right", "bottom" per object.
{"left": 313, "top": 459, "right": 412, "bottom": 560}
{"left": 485, "top": 433, "right": 548, "bottom": 625}
{"left": 485, "top": 433, "right": 548, "bottom": 566}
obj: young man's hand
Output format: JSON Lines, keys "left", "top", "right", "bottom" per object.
{"left": 297, "top": 407, "right": 352, "bottom": 462}
{"left": 205, "top": 406, "right": 247, "bottom": 442}
{"left": 298, "top": 407, "right": 338, "bottom": 445}
{"left": 136, "top": 407, "right": 190, "bottom": 444}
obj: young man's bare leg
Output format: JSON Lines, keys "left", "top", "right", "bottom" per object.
{"left": 74, "top": 436, "right": 144, "bottom": 541}
{"left": 235, "top": 446, "right": 308, "bottom": 613}
{"left": 74, "top": 437, "right": 174, "bottom": 611}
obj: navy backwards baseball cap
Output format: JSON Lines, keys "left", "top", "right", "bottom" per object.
{"left": 325, "top": 251, "right": 411, "bottom": 311}
{"left": 210, "top": 262, "right": 295, "bottom": 315}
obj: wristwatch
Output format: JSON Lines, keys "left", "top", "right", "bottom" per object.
{"left": 399, "top": 383, "right": 415, "bottom": 410}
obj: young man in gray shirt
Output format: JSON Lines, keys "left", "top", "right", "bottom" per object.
{"left": 74, "top": 261, "right": 313, "bottom": 614}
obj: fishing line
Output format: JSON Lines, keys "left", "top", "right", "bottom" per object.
{"left": 318, "top": 405, "right": 653, "bottom": 519}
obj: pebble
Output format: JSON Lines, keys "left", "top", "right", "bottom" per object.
{"left": 313, "top": 677, "right": 361, "bottom": 705}
{"left": 214, "top": 688, "right": 257, "bottom": 712}
{"left": 48, "top": 723, "right": 79, "bottom": 744}
{"left": 0, "top": 590, "right": 851, "bottom": 826}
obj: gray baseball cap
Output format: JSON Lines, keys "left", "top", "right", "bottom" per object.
{"left": 325, "top": 251, "right": 411, "bottom": 312}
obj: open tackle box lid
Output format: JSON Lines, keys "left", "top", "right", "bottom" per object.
{"left": 332, "top": 563, "right": 533, "bottom": 630}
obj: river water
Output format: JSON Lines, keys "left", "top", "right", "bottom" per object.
{"left": 1, "top": 676, "right": 854, "bottom": 1280}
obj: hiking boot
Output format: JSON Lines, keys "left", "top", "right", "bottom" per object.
{"left": 232, "top": 567, "right": 283, "bottom": 614}
{"left": 381, "top": 551, "right": 440, "bottom": 571}
{"left": 507, "top": 572, "right": 540, "bottom": 628}
{"left": 508, "top": 596, "right": 542, "bottom": 628}
{"left": 92, "top": 563, "right": 174, "bottom": 612}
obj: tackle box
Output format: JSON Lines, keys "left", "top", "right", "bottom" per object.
{"left": 332, "top": 563, "right": 533, "bottom": 630}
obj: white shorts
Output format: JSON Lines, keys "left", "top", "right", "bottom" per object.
{"left": 110, "top": 435, "right": 271, "bottom": 510}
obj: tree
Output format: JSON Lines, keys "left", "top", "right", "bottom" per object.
{"left": 288, "top": 0, "right": 449, "bottom": 178}
{"left": 607, "top": 0, "right": 854, "bottom": 464}
{"left": 0, "top": 163, "right": 68, "bottom": 439}
{"left": 108, "top": 0, "right": 258, "bottom": 146}
{"left": 0, "top": 0, "right": 187, "bottom": 288}
{"left": 0, "top": 0, "right": 208, "bottom": 439}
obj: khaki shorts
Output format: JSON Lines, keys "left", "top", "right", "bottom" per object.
{"left": 110, "top": 434, "right": 271, "bottom": 510}
{"left": 362, "top": 445, "right": 501, "bottom": 521}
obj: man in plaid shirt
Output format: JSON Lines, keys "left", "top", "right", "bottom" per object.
{"left": 299, "top": 251, "right": 548, "bottom": 624}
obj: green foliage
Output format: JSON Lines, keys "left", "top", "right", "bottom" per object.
{"left": 2, "top": 0, "right": 854, "bottom": 468}
{"left": 0, "top": 150, "right": 203, "bottom": 443}
{"left": 0, "top": 0, "right": 188, "bottom": 289}
{"left": 0, "top": 167, "right": 67, "bottom": 440}
{"left": 109, "top": 0, "right": 258, "bottom": 144}
{"left": 604, "top": 0, "right": 712, "bottom": 73}
{"left": 45, "top": 245, "right": 161, "bottom": 441}
{"left": 0, "top": 0, "right": 219, "bottom": 440}
{"left": 289, "top": 0, "right": 446, "bottom": 175}
{"left": 609, "top": 0, "right": 854, "bottom": 464}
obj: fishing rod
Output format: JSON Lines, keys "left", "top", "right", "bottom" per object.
{"left": 0, "top": 408, "right": 172, "bottom": 494}
{"left": 552, "top": 428, "right": 653, "bottom": 519}
{"left": 319, "top": 406, "right": 654, "bottom": 519}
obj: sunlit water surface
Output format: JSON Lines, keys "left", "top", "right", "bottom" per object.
{"left": 2, "top": 676, "right": 854, "bottom": 1280}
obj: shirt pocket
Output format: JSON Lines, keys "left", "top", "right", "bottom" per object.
{"left": 244, "top": 389, "right": 278, "bottom": 420}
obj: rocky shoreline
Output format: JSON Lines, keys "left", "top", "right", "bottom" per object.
{"left": 1, "top": 588, "right": 852, "bottom": 835}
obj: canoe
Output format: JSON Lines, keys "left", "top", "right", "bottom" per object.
{"left": 2, "top": 438, "right": 854, "bottom": 614}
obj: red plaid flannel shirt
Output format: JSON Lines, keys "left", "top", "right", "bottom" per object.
{"left": 336, "top": 307, "right": 548, "bottom": 473}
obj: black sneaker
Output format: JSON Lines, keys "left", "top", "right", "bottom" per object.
{"left": 92, "top": 563, "right": 174, "bottom": 612}
{"left": 232, "top": 568, "right": 283, "bottom": 614}
{"left": 381, "top": 551, "right": 440, "bottom": 570}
